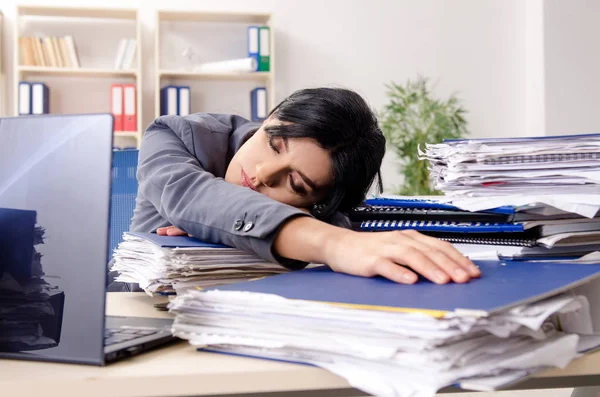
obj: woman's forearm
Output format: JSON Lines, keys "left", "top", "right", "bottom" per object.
{"left": 273, "top": 216, "right": 350, "bottom": 265}
{"left": 273, "top": 216, "right": 481, "bottom": 285}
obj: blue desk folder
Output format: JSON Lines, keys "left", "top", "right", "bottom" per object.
{"left": 211, "top": 260, "right": 600, "bottom": 317}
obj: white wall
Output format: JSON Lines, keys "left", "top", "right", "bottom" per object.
{"left": 0, "top": 0, "right": 531, "bottom": 191}
{"left": 543, "top": 0, "right": 600, "bottom": 136}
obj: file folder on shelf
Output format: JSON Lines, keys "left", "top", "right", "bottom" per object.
{"left": 258, "top": 26, "right": 270, "bottom": 72}
{"left": 160, "top": 85, "right": 179, "bottom": 116}
{"left": 31, "top": 82, "right": 49, "bottom": 115}
{"left": 122, "top": 84, "right": 136, "bottom": 132}
{"left": 247, "top": 26, "right": 260, "bottom": 71}
{"left": 18, "top": 82, "right": 31, "bottom": 115}
{"left": 178, "top": 86, "right": 191, "bottom": 117}
{"left": 251, "top": 87, "right": 267, "bottom": 122}
{"left": 110, "top": 84, "right": 124, "bottom": 131}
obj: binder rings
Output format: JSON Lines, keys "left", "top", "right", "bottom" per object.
{"left": 247, "top": 26, "right": 260, "bottom": 71}
{"left": 210, "top": 261, "right": 600, "bottom": 317}
{"left": 258, "top": 26, "right": 270, "bottom": 72}
{"left": 31, "top": 82, "right": 49, "bottom": 115}
{"left": 18, "top": 82, "right": 31, "bottom": 115}
{"left": 122, "top": 84, "right": 136, "bottom": 131}
{"left": 251, "top": 87, "right": 267, "bottom": 121}
{"left": 110, "top": 84, "right": 124, "bottom": 131}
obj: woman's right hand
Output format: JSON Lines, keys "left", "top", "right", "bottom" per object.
{"left": 274, "top": 216, "right": 480, "bottom": 285}
{"left": 323, "top": 228, "right": 481, "bottom": 284}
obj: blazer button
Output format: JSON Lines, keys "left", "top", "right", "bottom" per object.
{"left": 234, "top": 219, "right": 244, "bottom": 231}
{"left": 243, "top": 222, "right": 254, "bottom": 232}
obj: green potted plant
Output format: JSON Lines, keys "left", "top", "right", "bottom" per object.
{"left": 379, "top": 76, "right": 469, "bottom": 195}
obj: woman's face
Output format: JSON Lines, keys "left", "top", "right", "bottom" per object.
{"left": 225, "top": 117, "right": 333, "bottom": 209}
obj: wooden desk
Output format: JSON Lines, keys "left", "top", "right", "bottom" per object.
{"left": 1, "top": 293, "right": 600, "bottom": 397}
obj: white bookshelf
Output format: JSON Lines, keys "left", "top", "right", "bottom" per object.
{"left": 155, "top": 10, "right": 275, "bottom": 120}
{"left": 13, "top": 6, "right": 143, "bottom": 148}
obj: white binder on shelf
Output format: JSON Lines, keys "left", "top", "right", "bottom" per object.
{"left": 31, "top": 82, "right": 49, "bottom": 115}
{"left": 18, "top": 82, "right": 31, "bottom": 115}
{"left": 178, "top": 86, "right": 190, "bottom": 116}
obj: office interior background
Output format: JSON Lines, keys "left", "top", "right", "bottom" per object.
{"left": 1, "top": 0, "right": 597, "bottom": 193}
{"left": 0, "top": 1, "right": 598, "bottom": 396}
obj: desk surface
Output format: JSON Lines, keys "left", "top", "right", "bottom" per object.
{"left": 1, "top": 293, "right": 600, "bottom": 397}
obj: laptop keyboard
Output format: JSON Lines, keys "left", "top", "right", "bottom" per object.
{"left": 104, "top": 327, "right": 159, "bottom": 346}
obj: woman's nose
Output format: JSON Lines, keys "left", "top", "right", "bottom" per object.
{"left": 256, "top": 161, "right": 284, "bottom": 188}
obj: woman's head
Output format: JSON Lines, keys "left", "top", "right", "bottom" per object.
{"left": 225, "top": 87, "right": 385, "bottom": 219}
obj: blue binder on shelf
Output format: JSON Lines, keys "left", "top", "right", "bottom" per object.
{"left": 247, "top": 26, "right": 260, "bottom": 71}
{"left": 31, "top": 82, "right": 50, "bottom": 115}
{"left": 160, "top": 85, "right": 179, "bottom": 116}
{"left": 210, "top": 261, "right": 600, "bottom": 317}
{"left": 250, "top": 87, "right": 267, "bottom": 122}
{"left": 18, "top": 82, "right": 32, "bottom": 115}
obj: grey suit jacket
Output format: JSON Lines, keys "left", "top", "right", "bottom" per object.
{"left": 129, "top": 113, "right": 349, "bottom": 270}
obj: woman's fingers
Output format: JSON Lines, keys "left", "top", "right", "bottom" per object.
{"left": 410, "top": 232, "right": 481, "bottom": 277}
{"left": 166, "top": 227, "right": 187, "bottom": 236}
{"left": 156, "top": 226, "right": 188, "bottom": 236}
{"left": 394, "top": 237, "right": 474, "bottom": 283}
{"left": 388, "top": 244, "right": 454, "bottom": 284}
{"left": 390, "top": 231, "right": 479, "bottom": 282}
{"left": 373, "top": 259, "right": 418, "bottom": 284}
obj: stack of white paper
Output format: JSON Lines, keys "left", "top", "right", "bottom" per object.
{"left": 170, "top": 289, "right": 600, "bottom": 397}
{"left": 111, "top": 232, "right": 290, "bottom": 295}
{"left": 418, "top": 134, "right": 600, "bottom": 197}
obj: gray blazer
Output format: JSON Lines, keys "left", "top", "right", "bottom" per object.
{"left": 129, "top": 113, "right": 350, "bottom": 270}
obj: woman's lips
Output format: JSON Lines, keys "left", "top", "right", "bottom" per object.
{"left": 241, "top": 169, "right": 257, "bottom": 191}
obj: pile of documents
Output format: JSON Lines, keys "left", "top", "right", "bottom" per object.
{"left": 418, "top": 133, "right": 600, "bottom": 197}
{"left": 0, "top": 218, "right": 65, "bottom": 352}
{"left": 169, "top": 262, "right": 600, "bottom": 397}
{"left": 350, "top": 196, "right": 600, "bottom": 261}
{"left": 111, "top": 232, "right": 289, "bottom": 295}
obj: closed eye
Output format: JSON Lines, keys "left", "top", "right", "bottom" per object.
{"left": 289, "top": 175, "right": 307, "bottom": 196}
{"left": 268, "top": 136, "right": 279, "bottom": 153}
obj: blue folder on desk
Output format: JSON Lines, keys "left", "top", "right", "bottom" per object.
{"left": 211, "top": 260, "right": 600, "bottom": 318}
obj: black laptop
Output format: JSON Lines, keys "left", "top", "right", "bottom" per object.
{"left": 0, "top": 114, "right": 176, "bottom": 365}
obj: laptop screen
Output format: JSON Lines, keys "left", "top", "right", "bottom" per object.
{"left": 0, "top": 114, "right": 113, "bottom": 365}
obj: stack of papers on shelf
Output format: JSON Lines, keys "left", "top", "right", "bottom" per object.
{"left": 418, "top": 133, "right": 600, "bottom": 197}
{"left": 110, "top": 232, "right": 288, "bottom": 295}
{"left": 169, "top": 262, "right": 600, "bottom": 397}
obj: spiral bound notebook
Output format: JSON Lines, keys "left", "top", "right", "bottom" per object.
{"left": 357, "top": 219, "right": 525, "bottom": 234}
{"left": 350, "top": 205, "right": 510, "bottom": 223}
{"left": 422, "top": 232, "right": 538, "bottom": 247}
{"left": 482, "top": 152, "right": 600, "bottom": 165}
{"left": 364, "top": 197, "right": 516, "bottom": 215}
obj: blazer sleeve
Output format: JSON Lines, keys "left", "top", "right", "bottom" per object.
{"left": 137, "top": 115, "right": 311, "bottom": 269}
